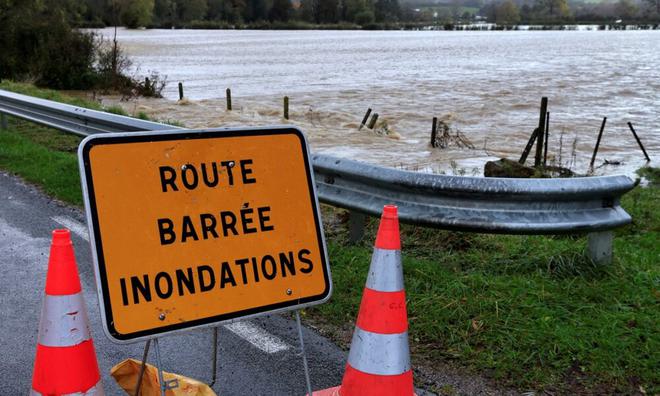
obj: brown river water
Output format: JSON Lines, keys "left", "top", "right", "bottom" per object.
{"left": 94, "top": 28, "right": 659, "bottom": 177}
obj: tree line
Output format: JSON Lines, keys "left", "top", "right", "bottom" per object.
{"left": 80, "top": 0, "right": 660, "bottom": 29}
{"left": 82, "top": 0, "right": 406, "bottom": 28}
{"left": 476, "top": 0, "right": 660, "bottom": 25}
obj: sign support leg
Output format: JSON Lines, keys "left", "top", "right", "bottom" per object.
{"left": 209, "top": 326, "right": 219, "bottom": 387}
{"left": 295, "top": 310, "right": 314, "bottom": 396}
{"left": 153, "top": 338, "right": 179, "bottom": 396}
{"left": 153, "top": 338, "right": 167, "bottom": 396}
{"left": 133, "top": 339, "right": 151, "bottom": 396}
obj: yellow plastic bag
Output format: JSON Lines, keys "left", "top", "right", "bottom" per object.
{"left": 111, "top": 358, "right": 217, "bottom": 396}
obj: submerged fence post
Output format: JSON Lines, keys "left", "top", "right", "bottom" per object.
{"left": 358, "top": 108, "right": 372, "bottom": 130}
{"left": 534, "top": 97, "right": 548, "bottom": 168}
{"left": 627, "top": 122, "right": 651, "bottom": 161}
{"left": 178, "top": 82, "right": 184, "bottom": 101}
{"left": 283, "top": 96, "right": 289, "bottom": 120}
{"left": 349, "top": 211, "right": 367, "bottom": 244}
{"left": 430, "top": 117, "right": 438, "bottom": 148}
{"left": 519, "top": 128, "right": 540, "bottom": 164}
{"left": 543, "top": 112, "right": 550, "bottom": 166}
{"left": 587, "top": 231, "right": 613, "bottom": 265}
{"left": 367, "top": 113, "right": 379, "bottom": 129}
{"left": 589, "top": 117, "right": 607, "bottom": 170}
{"left": 226, "top": 88, "right": 232, "bottom": 111}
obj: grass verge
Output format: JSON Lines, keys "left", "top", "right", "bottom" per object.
{"left": 313, "top": 192, "right": 658, "bottom": 394}
{"left": 1, "top": 83, "right": 657, "bottom": 395}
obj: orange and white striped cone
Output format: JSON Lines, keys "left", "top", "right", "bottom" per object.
{"left": 313, "top": 205, "right": 415, "bottom": 396}
{"left": 31, "top": 229, "right": 104, "bottom": 396}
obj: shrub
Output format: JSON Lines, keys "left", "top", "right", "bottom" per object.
{"left": 0, "top": 1, "right": 165, "bottom": 97}
{"left": 0, "top": 1, "right": 97, "bottom": 89}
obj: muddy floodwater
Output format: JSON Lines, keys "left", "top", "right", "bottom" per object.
{"left": 96, "top": 28, "right": 659, "bottom": 177}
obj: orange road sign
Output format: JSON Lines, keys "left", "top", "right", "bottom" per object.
{"left": 78, "top": 127, "right": 331, "bottom": 343}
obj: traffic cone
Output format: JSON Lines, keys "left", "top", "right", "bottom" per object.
{"left": 31, "top": 229, "right": 104, "bottom": 396}
{"left": 312, "top": 205, "right": 415, "bottom": 396}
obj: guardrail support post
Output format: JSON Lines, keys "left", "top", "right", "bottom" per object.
{"left": 0, "top": 114, "right": 7, "bottom": 130}
{"left": 587, "top": 231, "right": 613, "bottom": 265}
{"left": 349, "top": 211, "right": 367, "bottom": 243}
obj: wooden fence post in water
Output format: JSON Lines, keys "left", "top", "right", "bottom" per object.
{"left": 358, "top": 108, "right": 372, "bottom": 130}
{"left": 283, "top": 96, "right": 289, "bottom": 120}
{"left": 627, "top": 122, "right": 651, "bottom": 162}
{"left": 226, "top": 88, "right": 232, "bottom": 111}
{"left": 589, "top": 117, "right": 607, "bottom": 170}
{"left": 519, "top": 128, "right": 540, "bottom": 164}
{"left": 145, "top": 77, "right": 151, "bottom": 92}
{"left": 431, "top": 117, "right": 438, "bottom": 148}
{"left": 367, "top": 113, "right": 379, "bottom": 129}
{"left": 178, "top": 82, "right": 184, "bottom": 101}
{"left": 534, "top": 97, "right": 548, "bottom": 168}
{"left": 543, "top": 112, "right": 550, "bottom": 167}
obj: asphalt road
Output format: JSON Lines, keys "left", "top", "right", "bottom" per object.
{"left": 0, "top": 171, "right": 347, "bottom": 395}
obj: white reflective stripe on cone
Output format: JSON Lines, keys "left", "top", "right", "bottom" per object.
{"left": 366, "top": 249, "right": 403, "bottom": 292}
{"left": 38, "top": 294, "right": 91, "bottom": 347}
{"left": 31, "top": 382, "right": 105, "bottom": 396}
{"left": 347, "top": 327, "right": 411, "bottom": 376}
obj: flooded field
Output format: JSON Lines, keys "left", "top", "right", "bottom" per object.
{"left": 95, "top": 28, "right": 659, "bottom": 176}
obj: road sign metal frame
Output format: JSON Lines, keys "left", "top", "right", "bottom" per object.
{"left": 78, "top": 126, "right": 332, "bottom": 344}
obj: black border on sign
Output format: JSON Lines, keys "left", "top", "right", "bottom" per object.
{"left": 80, "top": 127, "right": 330, "bottom": 342}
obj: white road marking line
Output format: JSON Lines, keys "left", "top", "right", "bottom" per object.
{"left": 51, "top": 216, "right": 89, "bottom": 242}
{"left": 224, "top": 321, "right": 291, "bottom": 354}
{"left": 0, "top": 218, "right": 50, "bottom": 268}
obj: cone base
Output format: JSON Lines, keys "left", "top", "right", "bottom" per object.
{"left": 342, "top": 364, "right": 414, "bottom": 396}
{"left": 32, "top": 338, "right": 101, "bottom": 394}
{"left": 309, "top": 386, "right": 341, "bottom": 396}
{"left": 310, "top": 384, "right": 418, "bottom": 396}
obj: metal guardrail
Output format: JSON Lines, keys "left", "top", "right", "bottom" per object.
{"left": 0, "top": 89, "right": 636, "bottom": 264}
{"left": 0, "top": 89, "right": 172, "bottom": 136}
{"left": 312, "top": 154, "right": 634, "bottom": 234}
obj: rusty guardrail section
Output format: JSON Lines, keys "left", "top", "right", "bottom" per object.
{"left": 0, "top": 89, "right": 636, "bottom": 264}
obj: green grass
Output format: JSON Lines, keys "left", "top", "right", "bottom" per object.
{"left": 0, "top": 83, "right": 658, "bottom": 394}
{"left": 0, "top": 81, "right": 175, "bottom": 203}
{"left": 0, "top": 120, "right": 82, "bottom": 205}
{"left": 638, "top": 166, "right": 660, "bottom": 187}
{"left": 311, "top": 177, "right": 659, "bottom": 394}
